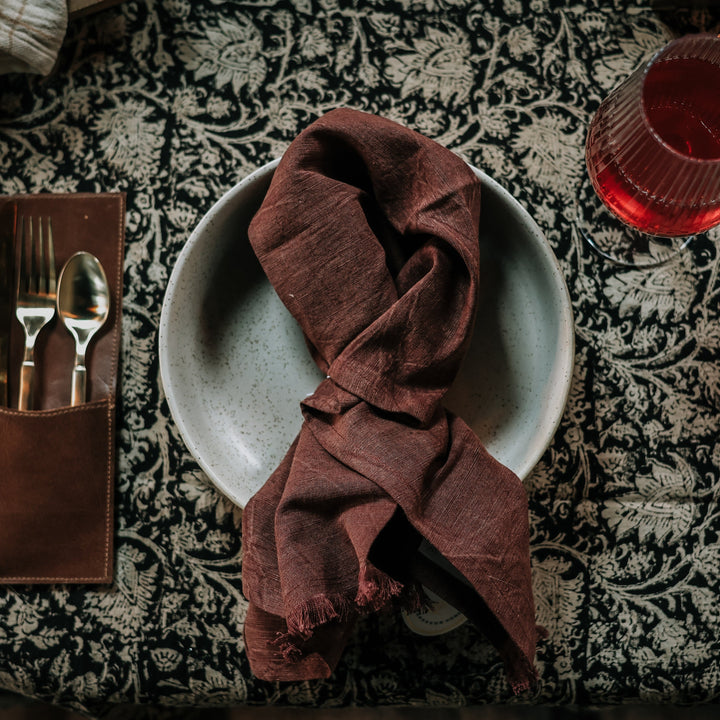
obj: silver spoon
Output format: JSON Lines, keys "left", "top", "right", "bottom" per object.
{"left": 57, "top": 252, "right": 110, "bottom": 406}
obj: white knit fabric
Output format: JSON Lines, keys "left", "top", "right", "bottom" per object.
{"left": 0, "top": 0, "right": 68, "bottom": 75}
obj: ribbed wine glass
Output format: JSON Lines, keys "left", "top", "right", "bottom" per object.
{"left": 577, "top": 33, "right": 720, "bottom": 268}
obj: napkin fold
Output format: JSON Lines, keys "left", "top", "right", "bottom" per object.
{"left": 242, "top": 108, "right": 541, "bottom": 692}
{"left": 0, "top": 0, "right": 67, "bottom": 75}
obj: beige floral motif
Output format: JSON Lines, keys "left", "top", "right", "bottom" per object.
{"left": 532, "top": 554, "right": 585, "bottom": 647}
{"left": 396, "top": 0, "right": 472, "bottom": 9}
{"left": 6, "top": 600, "right": 39, "bottom": 636}
{"left": 511, "top": 112, "right": 584, "bottom": 194}
{"left": 603, "top": 261, "right": 697, "bottom": 321}
{"left": 150, "top": 647, "right": 183, "bottom": 673}
{"left": 592, "top": 25, "right": 673, "bottom": 92}
{"left": 299, "top": 25, "right": 335, "bottom": 59}
{"left": 602, "top": 453, "right": 696, "bottom": 542}
{"left": 83, "top": 544, "right": 160, "bottom": 641}
{"left": 177, "top": 17, "right": 267, "bottom": 93}
{"left": 0, "top": 668, "right": 36, "bottom": 697}
{"left": 506, "top": 25, "right": 537, "bottom": 59}
{"left": 698, "top": 362, "right": 720, "bottom": 409}
{"left": 186, "top": 667, "right": 248, "bottom": 704}
{"left": 94, "top": 98, "right": 165, "bottom": 182}
{"left": 385, "top": 24, "right": 475, "bottom": 103}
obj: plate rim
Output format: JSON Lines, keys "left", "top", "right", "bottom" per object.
{"left": 468, "top": 165, "right": 575, "bottom": 480}
{"left": 159, "top": 157, "right": 574, "bottom": 507}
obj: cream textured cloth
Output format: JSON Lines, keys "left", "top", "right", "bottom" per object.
{"left": 0, "top": 0, "right": 67, "bottom": 75}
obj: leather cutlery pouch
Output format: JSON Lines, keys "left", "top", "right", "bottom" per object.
{"left": 0, "top": 193, "right": 125, "bottom": 584}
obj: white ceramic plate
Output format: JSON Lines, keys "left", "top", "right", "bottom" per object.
{"left": 159, "top": 158, "right": 574, "bottom": 509}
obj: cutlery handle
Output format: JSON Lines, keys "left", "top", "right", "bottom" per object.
{"left": 71, "top": 364, "right": 86, "bottom": 406}
{"left": 18, "top": 360, "right": 34, "bottom": 410}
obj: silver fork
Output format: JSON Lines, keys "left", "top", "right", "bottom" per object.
{"left": 15, "top": 216, "right": 57, "bottom": 410}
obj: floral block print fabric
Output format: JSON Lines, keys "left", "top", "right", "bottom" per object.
{"left": 1, "top": 0, "right": 720, "bottom": 716}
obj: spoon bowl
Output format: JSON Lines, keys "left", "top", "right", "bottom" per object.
{"left": 57, "top": 251, "right": 110, "bottom": 406}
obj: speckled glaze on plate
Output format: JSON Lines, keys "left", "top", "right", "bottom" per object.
{"left": 158, "top": 158, "right": 574, "bottom": 509}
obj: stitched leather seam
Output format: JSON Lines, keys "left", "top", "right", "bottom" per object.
{"left": 104, "top": 399, "right": 113, "bottom": 578}
{"left": 0, "top": 398, "right": 108, "bottom": 418}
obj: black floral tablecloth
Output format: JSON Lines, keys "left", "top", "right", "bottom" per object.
{"left": 2, "top": 0, "right": 720, "bottom": 716}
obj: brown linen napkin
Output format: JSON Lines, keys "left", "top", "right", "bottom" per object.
{"left": 0, "top": 193, "right": 125, "bottom": 584}
{"left": 242, "top": 109, "right": 541, "bottom": 692}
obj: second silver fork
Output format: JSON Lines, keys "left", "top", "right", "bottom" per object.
{"left": 15, "top": 216, "right": 57, "bottom": 410}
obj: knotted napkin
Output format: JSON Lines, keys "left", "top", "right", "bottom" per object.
{"left": 242, "top": 108, "right": 541, "bottom": 692}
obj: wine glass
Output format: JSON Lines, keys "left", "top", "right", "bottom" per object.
{"left": 577, "top": 33, "right": 720, "bottom": 268}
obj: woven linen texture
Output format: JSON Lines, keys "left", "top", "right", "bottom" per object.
{"left": 241, "top": 108, "right": 541, "bottom": 692}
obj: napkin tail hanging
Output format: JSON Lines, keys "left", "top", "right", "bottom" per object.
{"left": 243, "top": 390, "right": 540, "bottom": 692}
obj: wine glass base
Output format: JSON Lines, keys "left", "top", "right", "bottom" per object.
{"left": 575, "top": 175, "right": 694, "bottom": 269}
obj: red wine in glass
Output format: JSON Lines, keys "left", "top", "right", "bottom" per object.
{"left": 581, "top": 34, "right": 720, "bottom": 267}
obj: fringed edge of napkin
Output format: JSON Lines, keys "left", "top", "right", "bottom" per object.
{"left": 503, "top": 624, "right": 548, "bottom": 694}
{"left": 273, "top": 578, "right": 544, "bottom": 695}
{"left": 274, "top": 565, "right": 419, "bottom": 660}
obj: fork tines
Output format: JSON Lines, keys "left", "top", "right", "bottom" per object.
{"left": 15, "top": 215, "right": 57, "bottom": 410}
{"left": 17, "top": 216, "right": 56, "bottom": 297}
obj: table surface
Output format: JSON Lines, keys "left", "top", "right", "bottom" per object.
{"left": 2, "top": 0, "right": 720, "bottom": 715}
